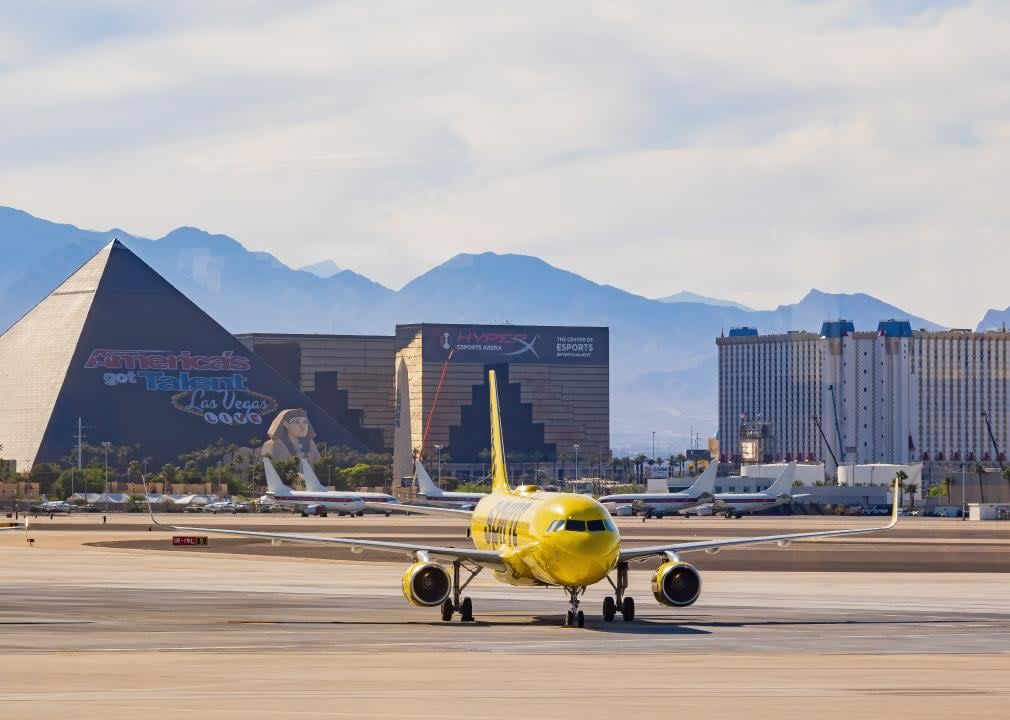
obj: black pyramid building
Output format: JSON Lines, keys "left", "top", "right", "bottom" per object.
{"left": 0, "top": 240, "right": 367, "bottom": 470}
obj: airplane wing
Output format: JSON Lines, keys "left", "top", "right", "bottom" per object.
{"left": 141, "top": 479, "right": 504, "bottom": 570}
{"left": 364, "top": 501, "right": 474, "bottom": 517}
{"left": 619, "top": 478, "right": 900, "bottom": 563}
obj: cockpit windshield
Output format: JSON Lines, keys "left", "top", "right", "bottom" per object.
{"left": 561, "top": 518, "right": 616, "bottom": 532}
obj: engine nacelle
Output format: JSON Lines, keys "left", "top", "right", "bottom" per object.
{"left": 651, "top": 561, "right": 702, "bottom": 607}
{"left": 401, "top": 561, "right": 452, "bottom": 607}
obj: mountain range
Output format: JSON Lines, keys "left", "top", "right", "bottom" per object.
{"left": 656, "top": 291, "right": 752, "bottom": 312}
{"left": 0, "top": 206, "right": 977, "bottom": 452}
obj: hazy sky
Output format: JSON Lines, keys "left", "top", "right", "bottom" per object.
{"left": 1, "top": 1, "right": 1006, "bottom": 327}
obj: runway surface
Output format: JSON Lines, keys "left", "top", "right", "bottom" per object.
{"left": 2, "top": 514, "right": 1008, "bottom": 718}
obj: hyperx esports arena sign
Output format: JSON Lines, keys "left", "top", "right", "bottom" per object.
{"left": 422, "top": 325, "right": 608, "bottom": 365}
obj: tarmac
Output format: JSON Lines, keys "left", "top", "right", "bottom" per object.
{"left": 1, "top": 513, "right": 1008, "bottom": 718}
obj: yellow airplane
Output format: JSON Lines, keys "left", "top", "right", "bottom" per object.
{"left": 145, "top": 369, "right": 900, "bottom": 628}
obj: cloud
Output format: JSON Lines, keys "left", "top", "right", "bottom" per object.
{"left": 0, "top": 1, "right": 1007, "bottom": 327}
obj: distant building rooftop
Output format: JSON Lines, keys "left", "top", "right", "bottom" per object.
{"left": 820, "top": 320, "right": 855, "bottom": 338}
{"left": 877, "top": 319, "right": 913, "bottom": 337}
{"left": 728, "top": 327, "right": 758, "bottom": 337}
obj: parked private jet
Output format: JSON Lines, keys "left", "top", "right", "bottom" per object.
{"left": 598, "top": 461, "right": 717, "bottom": 518}
{"left": 693, "top": 463, "right": 807, "bottom": 518}
{"left": 299, "top": 459, "right": 401, "bottom": 514}
{"left": 260, "top": 459, "right": 367, "bottom": 517}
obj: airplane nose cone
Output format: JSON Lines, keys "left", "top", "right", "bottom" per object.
{"left": 544, "top": 531, "right": 620, "bottom": 586}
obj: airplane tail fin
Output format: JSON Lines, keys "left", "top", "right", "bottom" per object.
{"left": 263, "top": 458, "right": 293, "bottom": 495}
{"left": 766, "top": 462, "right": 797, "bottom": 496}
{"left": 415, "top": 460, "right": 443, "bottom": 496}
{"left": 487, "top": 369, "right": 510, "bottom": 494}
{"left": 685, "top": 460, "right": 718, "bottom": 495}
{"left": 300, "top": 459, "right": 327, "bottom": 492}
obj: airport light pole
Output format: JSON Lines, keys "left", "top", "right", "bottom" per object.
{"left": 961, "top": 461, "right": 966, "bottom": 521}
{"left": 101, "top": 442, "right": 111, "bottom": 512}
{"left": 434, "top": 444, "right": 443, "bottom": 489}
{"left": 573, "top": 444, "right": 580, "bottom": 493}
{"left": 652, "top": 431, "right": 656, "bottom": 462}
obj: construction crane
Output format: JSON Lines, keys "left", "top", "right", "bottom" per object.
{"left": 980, "top": 410, "right": 1005, "bottom": 471}
{"left": 828, "top": 384, "right": 845, "bottom": 465}
{"left": 813, "top": 417, "right": 840, "bottom": 470}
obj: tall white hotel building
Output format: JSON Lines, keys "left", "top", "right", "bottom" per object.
{"left": 717, "top": 320, "right": 1010, "bottom": 475}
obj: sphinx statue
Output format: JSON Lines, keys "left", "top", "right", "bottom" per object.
{"left": 261, "top": 408, "right": 322, "bottom": 464}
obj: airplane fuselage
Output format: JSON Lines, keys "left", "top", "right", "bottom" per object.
{"left": 469, "top": 488, "right": 620, "bottom": 588}
{"left": 706, "top": 493, "right": 791, "bottom": 516}
{"left": 418, "top": 491, "right": 485, "bottom": 509}
{"left": 599, "top": 493, "right": 707, "bottom": 516}
{"left": 266, "top": 492, "right": 367, "bottom": 515}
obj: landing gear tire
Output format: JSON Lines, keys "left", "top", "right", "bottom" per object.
{"left": 621, "top": 596, "right": 636, "bottom": 622}
{"left": 603, "top": 596, "right": 617, "bottom": 622}
{"left": 460, "top": 597, "right": 474, "bottom": 622}
{"left": 441, "top": 599, "right": 454, "bottom": 622}
{"left": 576, "top": 611, "right": 585, "bottom": 628}
{"left": 565, "top": 610, "right": 575, "bottom": 627}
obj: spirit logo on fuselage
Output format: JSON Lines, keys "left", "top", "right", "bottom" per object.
{"left": 483, "top": 499, "right": 533, "bottom": 548}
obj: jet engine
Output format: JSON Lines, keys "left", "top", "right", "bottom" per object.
{"left": 401, "top": 561, "right": 452, "bottom": 607}
{"left": 651, "top": 561, "right": 702, "bottom": 607}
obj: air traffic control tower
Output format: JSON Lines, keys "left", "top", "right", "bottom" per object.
{"left": 392, "top": 324, "right": 610, "bottom": 486}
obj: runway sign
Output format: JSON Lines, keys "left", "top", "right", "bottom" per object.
{"left": 172, "top": 536, "right": 209, "bottom": 546}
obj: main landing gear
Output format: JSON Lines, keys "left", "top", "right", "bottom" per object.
{"left": 440, "top": 560, "right": 481, "bottom": 622}
{"left": 603, "top": 562, "right": 635, "bottom": 622}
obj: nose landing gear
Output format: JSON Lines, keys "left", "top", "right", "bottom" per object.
{"left": 564, "top": 587, "right": 585, "bottom": 628}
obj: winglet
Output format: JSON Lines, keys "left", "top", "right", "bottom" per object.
{"left": 141, "top": 475, "right": 171, "bottom": 529}
{"left": 487, "top": 369, "right": 510, "bottom": 494}
{"left": 889, "top": 476, "right": 901, "bottom": 528}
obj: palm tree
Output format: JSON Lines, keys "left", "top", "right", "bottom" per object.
{"left": 1002, "top": 467, "right": 1010, "bottom": 501}
{"left": 905, "top": 483, "right": 918, "bottom": 511}
{"left": 895, "top": 470, "right": 908, "bottom": 506}
{"left": 632, "top": 454, "right": 648, "bottom": 485}
{"left": 942, "top": 476, "right": 953, "bottom": 505}
{"left": 972, "top": 463, "right": 986, "bottom": 504}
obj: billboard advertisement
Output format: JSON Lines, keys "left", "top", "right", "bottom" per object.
{"left": 34, "top": 241, "right": 367, "bottom": 465}
{"left": 421, "top": 325, "right": 608, "bottom": 365}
